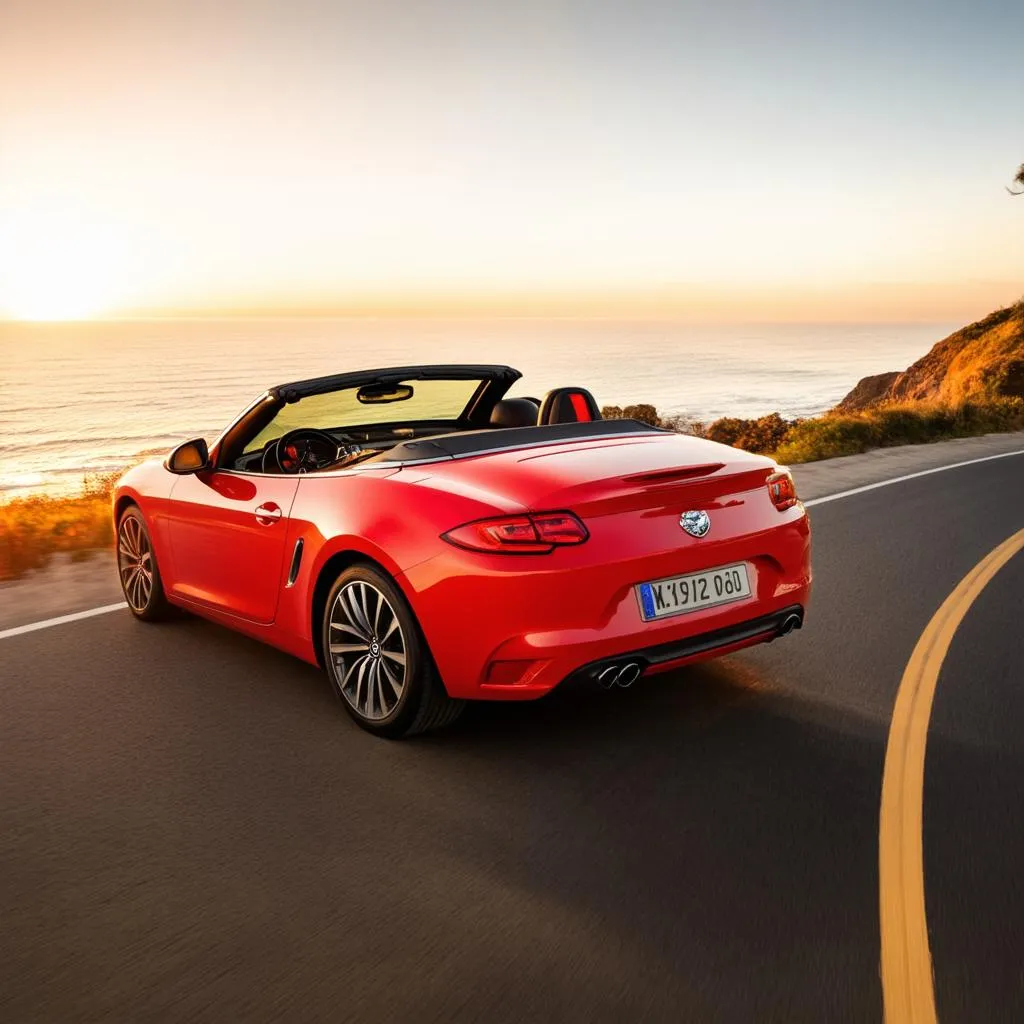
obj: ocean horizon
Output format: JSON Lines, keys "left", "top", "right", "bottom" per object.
{"left": 0, "top": 317, "right": 953, "bottom": 497}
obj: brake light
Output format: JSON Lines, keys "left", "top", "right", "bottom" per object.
{"left": 766, "top": 470, "right": 799, "bottom": 511}
{"left": 442, "top": 512, "right": 589, "bottom": 553}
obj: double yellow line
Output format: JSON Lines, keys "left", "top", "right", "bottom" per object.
{"left": 879, "top": 527, "right": 1024, "bottom": 1023}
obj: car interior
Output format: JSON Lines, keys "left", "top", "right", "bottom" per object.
{"left": 220, "top": 382, "right": 606, "bottom": 476}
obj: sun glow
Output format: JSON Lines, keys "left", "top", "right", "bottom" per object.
{"left": 0, "top": 209, "right": 131, "bottom": 321}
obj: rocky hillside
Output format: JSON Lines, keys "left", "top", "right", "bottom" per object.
{"left": 837, "top": 302, "right": 1024, "bottom": 411}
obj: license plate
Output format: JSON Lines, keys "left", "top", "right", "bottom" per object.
{"left": 636, "top": 562, "right": 752, "bottom": 622}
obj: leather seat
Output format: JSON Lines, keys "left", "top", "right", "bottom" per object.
{"left": 489, "top": 397, "right": 540, "bottom": 428}
{"left": 537, "top": 387, "right": 601, "bottom": 425}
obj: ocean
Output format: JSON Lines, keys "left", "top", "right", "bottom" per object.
{"left": 0, "top": 318, "right": 949, "bottom": 497}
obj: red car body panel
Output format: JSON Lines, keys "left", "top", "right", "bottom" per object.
{"left": 115, "top": 427, "right": 811, "bottom": 700}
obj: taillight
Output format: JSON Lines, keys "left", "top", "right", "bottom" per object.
{"left": 766, "top": 470, "right": 799, "bottom": 511}
{"left": 442, "top": 512, "right": 589, "bottom": 554}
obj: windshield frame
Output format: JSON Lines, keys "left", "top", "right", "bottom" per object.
{"left": 211, "top": 364, "right": 522, "bottom": 469}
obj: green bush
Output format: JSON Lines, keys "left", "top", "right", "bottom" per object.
{"left": 704, "top": 413, "right": 791, "bottom": 454}
{"left": 774, "top": 398, "right": 1024, "bottom": 464}
{"left": 601, "top": 403, "right": 663, "bottom": 426}
{"left": 774, "top": 416, "right": 879, "bottom": 463}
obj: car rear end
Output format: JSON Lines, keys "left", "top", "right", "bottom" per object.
{"left": 399, "top": 432, "right": 811, "bottom": 699}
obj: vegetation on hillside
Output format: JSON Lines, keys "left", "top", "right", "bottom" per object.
{"left": 772, "top": 398, "right": 1024, "bottom": 463}
{"left": 602, "top": 393, "right": 1024, "bottom": 466}
{"left": 602, "top": 397, "right": 1024, "bottom": 465}
{"left": 0, "top": 473, "right": 117, "bottom": 582}
{"left": 837, "top": 300, "right": 1024, "bottom": 411}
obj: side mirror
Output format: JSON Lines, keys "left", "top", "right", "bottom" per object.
{"left": 166, "top": 438, "right": 210, "bottom": 474}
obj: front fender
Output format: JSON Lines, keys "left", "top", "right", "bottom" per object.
{"left": 112, "top": 459, "right": 178, "bottom": 582}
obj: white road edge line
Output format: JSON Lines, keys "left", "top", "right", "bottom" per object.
{"left": 2, "top": 445, "right": 1024, "bottom": 641}
{"left": 802, "top": 447, "right": 1024, "bottom": 508}
{"left": 0, "top": 602, "right": 128, "bottom": 641}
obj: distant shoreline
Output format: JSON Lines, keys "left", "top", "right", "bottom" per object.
{"left": 0, "top": 319, "right": 951, "bottom": 492}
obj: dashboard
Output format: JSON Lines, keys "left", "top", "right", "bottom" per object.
{"left": 231, "top": 423, "right": 462, "bottom": 475}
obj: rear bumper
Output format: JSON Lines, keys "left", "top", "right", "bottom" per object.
{"left": 401, "top": 510, "right": 812, "bottom": 700}
{"left": 466, "top": 598, "right": 809, "bottom": 699}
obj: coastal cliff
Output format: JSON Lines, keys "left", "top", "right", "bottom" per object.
{"left": 837, "top": 302, "right": 1024, "bottom": 412}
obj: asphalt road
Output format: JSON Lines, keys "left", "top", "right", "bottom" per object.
{"left": 2, "top": 456, "right": 1023, "bottom": 1022}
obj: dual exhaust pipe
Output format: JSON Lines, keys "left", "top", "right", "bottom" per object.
{"left": 596, "top": 661, "right": 643, "bottom": 689}
{"left": 594, "top": 610, "right": 804, "bottom": 689}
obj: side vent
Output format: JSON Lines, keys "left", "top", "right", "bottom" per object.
{"left": 286, "top": 538, "right": 304, "bottom": 587}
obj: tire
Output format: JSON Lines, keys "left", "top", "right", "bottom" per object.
{"left": 321, "top": 564, "right": 464, "bottom": 738}
{"left": 116, "top": 506, "right": 171, "bottom": 621}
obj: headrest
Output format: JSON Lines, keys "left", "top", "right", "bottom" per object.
{"left": 537, "top": 387, "right": 601, "bottom": 425}
{"left": 489, "top": 397, "right": 539, "bottom": 428}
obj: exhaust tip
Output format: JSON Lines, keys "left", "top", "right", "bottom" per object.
{"left": 616, "top": 662, "right": 641, "bottom": 688}
{"left": 778, "top": 613, "right": 803, "bottom": 637}
{"left": 595, "top": 661, "right": 643, "bottom": 689}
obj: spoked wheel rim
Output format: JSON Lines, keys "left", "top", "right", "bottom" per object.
{"left": 118, "top": 515, "right": 154, "bottom": 612}
{"left": 328, "top": 581, "right": 407, "bottom": 721}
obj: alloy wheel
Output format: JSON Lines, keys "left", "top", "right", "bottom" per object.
{"left": 118, "top": 515, "right": 154, "bottom": 613}
{"left": 328, "top": 580, "right": 408, "bottom": 720}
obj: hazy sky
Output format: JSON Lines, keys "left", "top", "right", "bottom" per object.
{"left": 1, "top": 0, "right": 1022, "bottom": 320}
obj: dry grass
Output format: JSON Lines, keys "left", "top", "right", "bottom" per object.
{"left": 0, "top": 471, "right": 120, "bottom": 582}
{"left": 887, "top": 301, "right": 1024, "bottom": 407}
{"left": 773, "top": 398, "right": 1024, "bottom": 463}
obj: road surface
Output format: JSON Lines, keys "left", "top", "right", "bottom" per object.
{"left": 2, "top": 451, "right": 1023, "bottom": 1021}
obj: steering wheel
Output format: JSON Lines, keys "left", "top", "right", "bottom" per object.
{"left": 270, "top": 428, "right": 342, "bottom": 474}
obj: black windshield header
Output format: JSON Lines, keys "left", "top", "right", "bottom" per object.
{"left": 272, "top": 364, "right": 521, "bottom": 403}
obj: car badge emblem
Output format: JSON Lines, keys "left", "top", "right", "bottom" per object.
{"left": 680, "top": 510, "right": 711, "bottom": 538}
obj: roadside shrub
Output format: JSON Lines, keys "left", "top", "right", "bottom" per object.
{"left": 704, "top": 413, "right": 792, "bottom": 454}
{"left": 774, "top": 416, "right": 880, "bottom": 463}
{"left": 774, "top": 398, "right": 1024, "bottom": 464}
{"left": 658, "top": 413, "right": 704, "bottom": 435}
{"left": 954, "top": 396, "right": 1024, "bottom": 432}
{"left": 0, "top": 475, "right": 116, "bottom": 581}
{"left": 601, "top": 403, "right": 663, "bottom": 426}
{"left": 601, "top": 404, "right": 702, "bottom": 434}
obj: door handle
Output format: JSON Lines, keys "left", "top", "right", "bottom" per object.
{"left": 254, "top": 502, "right": 282, "bottom": 525}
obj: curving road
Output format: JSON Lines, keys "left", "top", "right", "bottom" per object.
{"left": 2, "top": 452, "right": 1024, "bottom": 1022}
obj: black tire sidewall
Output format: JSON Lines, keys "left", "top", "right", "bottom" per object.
{"left": 321, "top": 564, "right": 432, "bottom": 737}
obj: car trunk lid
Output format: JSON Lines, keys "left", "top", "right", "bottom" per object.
{"left": 410, "top": 433, "right": 777, "bottom": 517}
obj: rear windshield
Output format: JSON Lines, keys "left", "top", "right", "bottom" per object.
{"left": 243, "top": 377, "right": 482, "bottom": 452}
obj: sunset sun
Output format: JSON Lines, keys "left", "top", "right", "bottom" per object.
{"left": 0, "top": 210, "right": 129, "bottom": 321}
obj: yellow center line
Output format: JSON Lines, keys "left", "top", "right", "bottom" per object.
{"left": 879, "top": 527, "right": 1024, "bottom": 1024}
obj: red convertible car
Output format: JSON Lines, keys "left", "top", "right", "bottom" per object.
{"left": 114, "top": 364, "right": 811, "bottom": 737}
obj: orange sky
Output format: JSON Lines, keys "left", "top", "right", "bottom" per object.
{"left": 1, "top": 0, "right": 1022, "bottom": 323}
